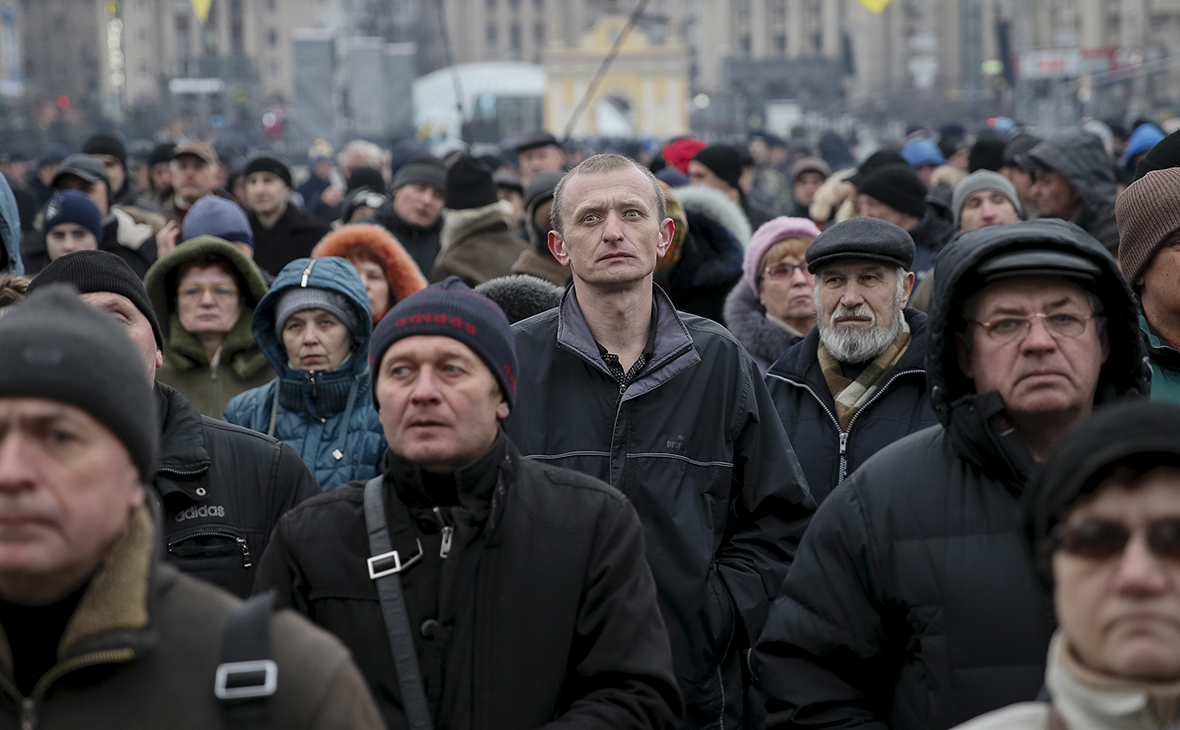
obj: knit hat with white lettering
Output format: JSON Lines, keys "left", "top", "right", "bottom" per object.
{"left": 0, "top": 285, "right": 157, "bottom": 481}
{"left": 368, "top": 276, "right": 517, "bottom": 411}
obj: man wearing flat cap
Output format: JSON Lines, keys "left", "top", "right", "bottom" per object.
{"left": 514, "top": 130, "right": 565, "bottom": 184}
{"left": 0, "top": 285, "right": 383, "bottom": 727}
{"left": 753, "top": 218, "right": 1147, "bottom": 730}
{"left": 765, "top": 217, "right": 938, "bottom": 505}
{"left": 245, "top": 153, "right": 330, "bottom": 275}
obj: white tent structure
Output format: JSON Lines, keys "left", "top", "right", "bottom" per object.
{"left": 413, "top": 62, "right": 545, "bottom": 145}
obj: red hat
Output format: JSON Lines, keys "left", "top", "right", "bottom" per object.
{"left": 662, "top": 138, "right": 707, "bottom": 174}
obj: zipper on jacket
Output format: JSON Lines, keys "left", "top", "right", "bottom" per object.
{"left": 10, "top": 648, "right": 135, "bottom": 730}
{"left": 432, "top": 506, "right": 453, "bottom": 559}
{"left": 167, "top": 531, "right": 251, "bottom": 568}
{"left": 837, "top": 432, "right": 849, "bottom": 481}
{"left": 210, "top": 362, "right": 219, "bottom": 382}
{"left": 300, "top": 259, "right": 317, "bottom": 287}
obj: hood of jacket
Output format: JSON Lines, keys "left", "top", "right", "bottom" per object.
{"left": 722, "top": 278, "right": 804, "bottom": 369}
{"left": 926, "top": 218, "right": 1147, "bottom": 479}
{"left": 311, "top": 223, "right": 428, "bottom": 321}
{"left": 252, "top": 256, "right": 373, "bottom": 416}
{"left": 674, "top": 185, "right": 753, "bottom": 247}
{"left": 439, "top": 200, "right": 514, "bottom": 254}
{"left": 144, "top": 236, "right": 271, "bottom": 377}
{"left": 1025, "top": 130, "right": 1118, "bottom": 228}
{"left": 666, "top": 185, "right": 749, "bottom": 293}
{"left": 0, "top": 173, "right": 21, "bottom": 274}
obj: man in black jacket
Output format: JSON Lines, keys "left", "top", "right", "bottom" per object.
{"left": 766, "top": 217, "right": 938, "bottom": 504}
{"left": 28, "top": 251, "right": 319, "bottom": 598}
{"left": 254, "top": 278, "right": 683, "bottom": 730}
{"left": 245, "top": 154, "right": 330, "bottom": 275}
{"left": 374, "top": 155, "right": 447, "bottom": 276}
{"left": 751, "top": 218, "right": 1147, "bottom": 730}
{"left": 507, "top": 153, "right": 815, "bottom": 730}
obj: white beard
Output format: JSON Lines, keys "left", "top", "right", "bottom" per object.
{"left": 818, "top": 303, "right": 903, "bottom": 363}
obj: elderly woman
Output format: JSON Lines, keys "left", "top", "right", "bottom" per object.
{"left": 723, "top": 217, "right": 821, "bottom": 372}
{"left": 311, "top": 222, "right": 426, "bottom": 324}
{"left": 956, "top": 401, "right": 1180, "bottom": 729}
{"left": 144, "top": 236, "right": 273, "bottom": 418}
{"left": 224, "top": 256, "right": 386, "bottom": 490}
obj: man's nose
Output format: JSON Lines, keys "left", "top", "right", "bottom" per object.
{"left": 0, "top": 434, "right": 36, "bottom": 492}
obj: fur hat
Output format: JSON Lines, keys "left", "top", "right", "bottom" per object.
{"left": 475, "top": 274, "right": 563, "bottom": 324}
{"left": 312, "top": 224, "right": 428, "bottom": 323}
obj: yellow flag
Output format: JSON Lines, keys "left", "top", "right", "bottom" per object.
{"left": 191, "top": 0, "right": 211, "bottom": 24}
{"left": 859, "top": 0, "right": 892, "bottom": 12}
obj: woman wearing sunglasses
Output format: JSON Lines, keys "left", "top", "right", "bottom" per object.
{"left": 957, "top": 400, "right": 1180, "bottom": 730}
{"left": 723, "top": 216, "right": 821, "bottom": 373}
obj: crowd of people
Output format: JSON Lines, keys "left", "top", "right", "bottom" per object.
{"left": 1, "top": 115, "right": 1180, "bottom": 730}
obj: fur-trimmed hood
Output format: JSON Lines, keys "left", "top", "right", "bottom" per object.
{"left": 312, "top": 223, "right": 428, "bottom": 323}
{"left": 673, "top": 185, "right": 752, "bottom": 246}
{"left": 440, "top": 199, "right": 515, "bottom": 253}
{"left": 476, "top": 274, "right": 564, "bottom": 324}
{"left": 722, "top": 278, "right": 803, "bottom": 372}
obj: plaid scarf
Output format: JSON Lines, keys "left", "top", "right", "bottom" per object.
{"left": 817, "top": 317, "right": 911, "bottom": 431}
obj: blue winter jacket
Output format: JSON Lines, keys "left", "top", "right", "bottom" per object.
{"left": 224, "top": 257, "right": 387, "bottom": 490}
{"left": 0, "top": 173, "right": 22, "bottom": 274}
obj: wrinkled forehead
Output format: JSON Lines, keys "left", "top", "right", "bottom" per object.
{"left": 969, "top": 276, "right": 1091, "bottom": 317}
{"left": 562, "top": 168, "right": 659, "bottom": 216}
{"left": 1068, "top": 464, "right": 1180, "bottom": 523}
{"left": 381, "top": 334, "right": 487, "bottom": 370}
{"left": 79, "top": 290, "right": 143, "bottom": 321}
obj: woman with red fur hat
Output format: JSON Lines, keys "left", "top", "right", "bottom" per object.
{"left": 312, "top": 223, "right": 427, "bottom": 324}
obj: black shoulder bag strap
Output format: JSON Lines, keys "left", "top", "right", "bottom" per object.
{"left": 363, "top": 475, "right": 433, "bottom": 730}
{"left": 216, "top": 590, "right": 278, "bottom": 730}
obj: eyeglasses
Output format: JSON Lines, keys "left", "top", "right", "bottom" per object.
{"left": 763, "top": 261, "right": 808, "bottom": 280}
{"left": 970, "top": 311, "right": 1097, "bottom": 344}
{"left": 179, "top": 284, "right": 239, "bottom": 301}
{"left": 1054, "top": 518, "right": 1180, "bottom": 560}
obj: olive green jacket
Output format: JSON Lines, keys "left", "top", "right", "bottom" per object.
{"left": 145, "top": 236, "right": 274, "bottom": 418}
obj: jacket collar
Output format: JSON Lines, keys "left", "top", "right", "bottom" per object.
{"left": 163, "top": 308, "right": 269, "bottom": 378}
{"left": 1048, "top": 631, "right": 1180, "bottom": 727}
{"left": 556, "top": 283, "right": 700, "bottom": 401}
{"left": 0, "top": 505, "right": 156, "bottom": 674}
{"left": 387, "top": 430, "right": 506, "bottom": 517}
{"left": 153, "top": 383, "right": 211, "bottom": 490}
{"left": 769, "top": 308, "right": 930, "bottom": 391}
{"left": 722, "top": 279, "right": 803, "bottom": 366}
{"left": 1141, "top": 308, "right": 1180, "bottom": 370}
{"left": 277, "top": 367, "right": 367, "bottom": 420}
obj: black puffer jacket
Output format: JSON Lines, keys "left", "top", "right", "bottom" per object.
{"left": 254, "top": 434, "right": 684, "bottom": 730}
{"left": 1024, "top": 130, "right": 1120, "bottom": 254}
{"left": 750, "top": 219, "right": 1146, "bottom": 730}
{"left": 507, "top": 285, "right": 814, "bottom": 730}
{"left": 764, "top": 308, "right": 937, "bottom": 503}
{"left": 152, "top": 382, "right": 319, "bottom": 597}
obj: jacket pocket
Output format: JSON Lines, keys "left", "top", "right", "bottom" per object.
{"left": 705, "top": 565, "right": 736, "bottom": 665}
{"left": 166, "top": 528, "right": 256, "bottom": 597}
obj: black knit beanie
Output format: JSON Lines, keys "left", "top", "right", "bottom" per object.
{"left": 0, "top": 285, "right": 158, "bottom": 481}
{"left": 83, "top": 133, "right": 127, "bottom": 166}
{"left": 856, "top": 163, "right": 929, "bottom": 219}
{"left": 244, "top": 153, "right": 293, "bottom": 189}
{"left": 347, "top": 166, "right": 386, "bottom": 193}
{"left": 692, "top": 144, "right": 743, "bottom": 190}
{"left": 392, "top": 155, "right": 447, "bottom": 193}
{"left": 444, "top": 156, "right": 499, "bottom": 210}
{"left": 148, "top": 143, "right": 175, "bottom": 167}
{"left": 28, "top": 250, "right": 163, "bottom": 348}
{"left": 369, "top": 276, "right": 518, "bottom": 411}
{"left": 848, "top": 148, "right": 907, "bottom": 188}
{"left": 1134, "top": 129, "right": 1180, "bottom": 180}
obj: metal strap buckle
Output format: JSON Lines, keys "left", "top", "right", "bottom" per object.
{"left": 367, "top": 539, "right": 424, "bottom": 579}
{"left": 214, "top": 659, "right": 278, "bottom": 700}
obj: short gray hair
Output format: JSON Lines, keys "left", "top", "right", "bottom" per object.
{"left": 550, "top": 153, "right": 666, "bottom": 235}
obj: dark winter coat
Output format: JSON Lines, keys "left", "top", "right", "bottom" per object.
{"left": 224, "top": 257, "right": 387, "bottom": 491}
{"left": 145, "top": 237, "right": 275, "bottom": 419}
{"left": 765, "top": 308, "right": 938, "bottom": 504}
{"left": 908, "top": 206, "right": 957, "bottom": 275}
{"left": 1024, "top": 130, "right": 1121, "bottom": 254}
{"left": 721, "top": 278, "right": 804, "bottom": 373}
{"left": 153, "top": 382, "right": 319, "bottom": 597}
{"left": 430, "top": 201, "right": 527, "bottom": 287}
{"left": 657, "top": 186, "right": 751, "bottom": 324}
{"left": 374, "top": 200, "right": 445, "bottom": 277}
{"left": 750, "top": 219, "right": 1147, "bottom": 730}
{"left": 254, "top": 434, "right": 685, "bottom": 730}
{"left": 506, "top": 284, "right": 815, "bottom": 730}
{"left": 249, "top": 204, "right": 331, "bottom": 277}
{"left": 0, "top": 505, "right": 384, "bottom": 730}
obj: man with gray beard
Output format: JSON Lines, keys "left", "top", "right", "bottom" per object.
{"left": 765, "top": 217, "right": 938, "bottom": 503}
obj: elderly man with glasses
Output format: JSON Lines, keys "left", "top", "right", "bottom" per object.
{"left": 752, "top": 219, "right": 1148, "bottom": 730}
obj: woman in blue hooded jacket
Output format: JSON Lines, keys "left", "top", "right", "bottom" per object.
{"left": 224, "top": 256, "right": 387, "bottom": 490}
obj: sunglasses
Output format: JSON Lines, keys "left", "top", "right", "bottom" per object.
{"left": 1054, "top": 518, "right": 1180, "bottom": 560}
